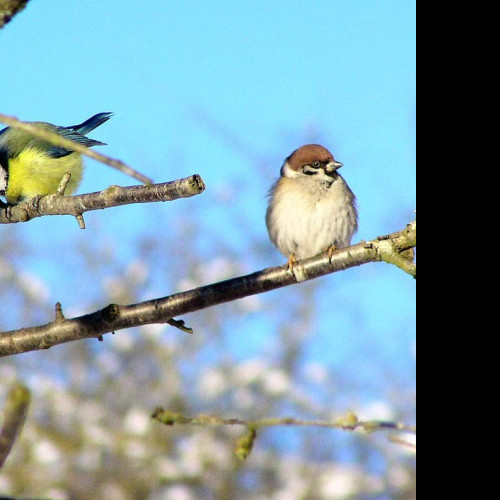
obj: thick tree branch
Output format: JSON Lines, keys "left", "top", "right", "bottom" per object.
{"left": 0, "top": 0, "right": 29, "bottom": 29}
{"left": 0, "top": 113, "right": 152, "bottom": 184}
{"left": 0, "top": 221, "right": 416, "bottom": 357}
{"left": 0, "top": 175, "right": 206, "bottom": 226}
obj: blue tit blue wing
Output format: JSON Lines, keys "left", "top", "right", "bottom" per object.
{"left": 47, "top": 112, "right": 113, "bottom": 158}
{"left": 47, "top": 126, "right": 108, "bottom": 159}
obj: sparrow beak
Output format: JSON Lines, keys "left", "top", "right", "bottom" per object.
{"left": 324, "top": 160, "right": 343, "bottom": 176}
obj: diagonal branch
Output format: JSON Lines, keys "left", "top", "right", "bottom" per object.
{"left": 0, "top": 175, "right": 206, "bottom": 225}
{"left": 0, "top": 221, "right": 416, "bottom": 357}
{"left": 0, "top": 113, "right": 152, "bottom": 184}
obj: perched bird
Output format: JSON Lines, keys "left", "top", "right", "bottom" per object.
{"left": 266, "top": 144, "right": 358, "bottom": 266}
{"left": 0, "top": 112, "right": 113, "bottom": 204}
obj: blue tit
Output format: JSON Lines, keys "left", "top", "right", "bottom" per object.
{"left": 0, "top": 112, "right": 113, "bottom": 204}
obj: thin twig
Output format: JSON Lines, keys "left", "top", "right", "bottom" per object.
{"left": 152, "top": 408, "right": 416, "bottom": 434}
{"left": 152, "top": 408, "right": 416, "bottom": 460}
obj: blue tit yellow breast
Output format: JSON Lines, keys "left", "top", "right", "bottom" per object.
{"left": 5, "top": 147, "right": 83, "bottom": 204}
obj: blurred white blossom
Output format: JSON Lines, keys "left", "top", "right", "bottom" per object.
{"left": 32, "top": 440, "right": 61, "bottom": 465}
{"left": 197, "top": 367, "right": 228, "bottom": 400}
{"left": 124, "top": 408, "right": 151, "bottom": 436}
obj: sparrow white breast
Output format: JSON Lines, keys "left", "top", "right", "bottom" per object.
{"left": 266, "top": 144, "right": 358, "bottom": 261}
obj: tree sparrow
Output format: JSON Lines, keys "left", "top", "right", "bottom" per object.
{"left": 266, "top": 144, "right": 358, "bottom": 267}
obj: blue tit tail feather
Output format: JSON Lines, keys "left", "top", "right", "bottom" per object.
{"left": 69, "top": 112, "right": 114, "bottom": 136}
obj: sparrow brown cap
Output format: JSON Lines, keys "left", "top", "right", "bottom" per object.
{"left": 286, "top": 144, "right": 337, "bottom": 171}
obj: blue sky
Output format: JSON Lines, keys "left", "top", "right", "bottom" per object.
{"left": 1, "top": 1, "right": 416, "bottom": 400}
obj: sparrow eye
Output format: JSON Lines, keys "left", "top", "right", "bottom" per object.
{"left": 312, "top": 161, "right": 321, "bottom": 168}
